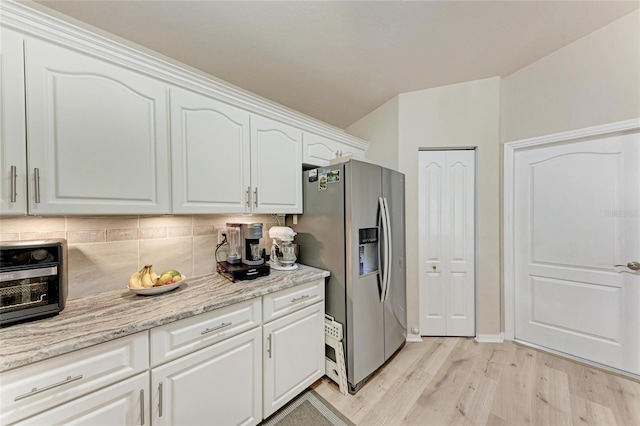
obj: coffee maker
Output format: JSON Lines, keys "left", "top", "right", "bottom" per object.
{"left": 241, "top": 223, "right": 265, "bottom": 266}
{"left": 216, "top": 222, "right": 270, "bottom": 282}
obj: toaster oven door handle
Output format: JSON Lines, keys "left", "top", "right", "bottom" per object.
{"left": 0, "top": 266, "right": 58, "bottom": 282}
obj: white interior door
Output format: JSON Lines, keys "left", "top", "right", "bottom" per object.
{"left": 514, "top": 132, "right": 640, "bottom": 376}
{"left": 419, "top": 149, "right": 476, "bottom": 336}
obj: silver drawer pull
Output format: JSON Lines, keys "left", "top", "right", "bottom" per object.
{"left": 140, "top": 389, "right": 145, "bottom": 425}
{"left": 10, "top": 165, "right": 17, "bottom": 203}
{"left": 14, "top": 374, "right": 83, "bottom": 401}
{"left": 291, "top": 294, "right": 310, "bottom": 303}
{"left": 201, "top": 322, "right": 232, "bottom": 335}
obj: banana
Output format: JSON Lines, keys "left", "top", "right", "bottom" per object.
{"left": 128, "top": 271, "right": 143, "bottom": 288}
{"left": 129, "top": 265, "right": 158, "bottom": 288}
{"left": 140, "top": 265, "right": 156, "bottom": 288}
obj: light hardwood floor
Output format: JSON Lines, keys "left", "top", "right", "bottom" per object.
{"left": 312, "top": 337, "right": 640, "bottom": 426}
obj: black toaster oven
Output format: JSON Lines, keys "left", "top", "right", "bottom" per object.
{"left": 0, "top": 239, "right": 68, "bottom": 327}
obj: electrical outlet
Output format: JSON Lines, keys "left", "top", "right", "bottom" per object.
{"left": 217, "top": 230, "right": 227, "bottom": 244}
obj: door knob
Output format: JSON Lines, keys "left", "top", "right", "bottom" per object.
{"left": 615, "top": 261, "right": 640, "bottom": 271}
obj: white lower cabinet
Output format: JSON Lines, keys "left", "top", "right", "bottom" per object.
{"left": 18, "top": 372, "right": 149, "bottom": 426}
{"left": 262, "top": 302, "right": 325, "bottom": 418}
{"left": 0, "top": 332, "right": 148, "bottom": 425}
{"left": 151, "top": 327, "right": 262, "bottom": 426}
{"left": 1, "top": 280, "right": 326, "bottom": 426}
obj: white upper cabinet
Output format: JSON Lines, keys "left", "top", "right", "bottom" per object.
{"left": 0, "top": 2, "right": 367, "bottom": 216}
{"left": 170, "top": 87, "right": 251, "bottom": 213}
{"left": 303, "top": 131, "right": 366, "bottom": 167}
{"left": 251, "top": 115, "right": 302, "bottom": 214}
{"left": 24, "top": 36, "right": 171, "bottom": 215}
{"left": 0, "top": 27, "right": 27, "bottom": 215}
{"left": 170, "top": 88, "right": 302, "bottom": 214}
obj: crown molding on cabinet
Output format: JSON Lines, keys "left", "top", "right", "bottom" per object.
{"left": 0, "top": 0, "right": 368, "bottom": 151}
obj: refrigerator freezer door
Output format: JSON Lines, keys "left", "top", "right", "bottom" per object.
{"left": 293, "top": 167, "right": 347, "bottom": 329}
{"left": 382, "top": 167, "right": 407, "bottom": 360}
{"left": 345, "top": 161, "right": 385, "bottom": 386}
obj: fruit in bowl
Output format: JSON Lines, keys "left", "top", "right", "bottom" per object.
{"left": 157, "top": 269, "right": 182, "bottom": 286}
{"left": 129, "top": 265, "right": 182, "bottom": 289}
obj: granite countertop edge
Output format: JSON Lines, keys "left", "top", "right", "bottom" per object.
{"left": 0, "top": 264, "right": 329, "bottom": 373}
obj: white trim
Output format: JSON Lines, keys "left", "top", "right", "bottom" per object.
{"left": 0, "top": 0, "right": 368, "bottom": 151}
{"left": 405, "top": 333, "right": 424, "bottom": 343}
{"left": 474, "top": 333, "right": 504, "bottom": 343}
{"left": 503, "top": 118, "right": 640, "bottom": 341}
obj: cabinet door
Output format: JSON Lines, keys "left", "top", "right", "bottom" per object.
{"left": 19, "top": 373, "right": 149, "bottom": 426}
{"left": 0, "top": 26, "right": 27, "bottom": 214}
{"left": 337, "top": 142, "right": 366, "bottom": 160}
{"left": 263, "top": 301, "right": 325, "bottom": 418}
{"left": 302, "top": 132, "right": 338, "bottom": 167}
{"left": 250, "top": 115, "right": 302, "bottom": 214}
{"left": 24, "top": 37, "right": 170, "bottom": 214}
{"left": 170, "top": 87, "right": 251, "bottom": 213}
{"left": 152, "top": 327, "right": 262, "bottom": 426}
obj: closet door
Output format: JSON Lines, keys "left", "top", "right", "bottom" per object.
{"left": 419, "top": 150, "right": 475, "bottom": 336}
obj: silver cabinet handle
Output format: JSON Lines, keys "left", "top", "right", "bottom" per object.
{"left": 34, "top": 168, "right": 41, "bottom": 204}
{"left": 615, "top": 261, "right": 640, "bottom": 271}
{"left": 246, "top": 186, "right": 250, "bottom": 207}
{"left": 10, "top": 165, "right": 17, "bottom": 203}
{"left": 201, "top": 321, "right": 232, "bottom": 335}
{"left": 267, "top": 334, "right": 272, "bottom": 358}
{"left": 158, "top": 382, "right": 163, "bottom": 417}
{"left": 253, "top": 187, "right": 258, "bottom": 207}
{"left": 140, "top": 389, "right": 145, "bottom": 425}
{"left": 291, "top": 294, "right": 310, "bottom": 303}
{"left": 14, "top": 374, "right": 83, "bottom": 401}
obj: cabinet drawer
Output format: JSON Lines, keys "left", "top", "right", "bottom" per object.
{"left": 263, "top": 279, "right": 325, "bottom": 322}
{"left": 18, "top": 372, "right": 149, "bottom": 426}
{"left": 150, "top": 298, "right": 261, "bottom": 367}
{"left": 0, "top": 331, "right": 148, "bottom": 425}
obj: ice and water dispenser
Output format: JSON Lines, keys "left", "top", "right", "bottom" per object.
{"left": 358, "top": 228, "right": 378, "bottom": 275}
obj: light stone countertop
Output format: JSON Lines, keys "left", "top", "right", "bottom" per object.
{"left": 0, "top": 264, "right": 329, "bottom": 373}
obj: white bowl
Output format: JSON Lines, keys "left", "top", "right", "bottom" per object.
{"left": 127, "top": 275, "right": 186, "bottom": 296}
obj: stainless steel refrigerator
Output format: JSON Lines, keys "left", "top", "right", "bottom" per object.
{"left": 289, "top": 159, "right": 406, "bottom": 393}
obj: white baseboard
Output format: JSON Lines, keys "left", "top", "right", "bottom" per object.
{"left": 474, "top": 333, "right": 505, "bottom": 343}
{"left": 406, "top": 333, "right": 423, "bottom": 343}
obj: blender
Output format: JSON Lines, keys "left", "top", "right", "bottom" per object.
{"left": 268, "top": 226, "right": 299, "bottom": 271}
{"left": 225, "top": 223, "right": 242, "bottom": 264}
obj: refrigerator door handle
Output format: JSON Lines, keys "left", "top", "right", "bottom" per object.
{"left": 378, "top": 196, "right": 387, "bottom": 302}
{"left": 382, "top": 197, "right": 392, "bottom": 301}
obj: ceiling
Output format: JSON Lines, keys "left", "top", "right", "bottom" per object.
{"left": 27, "top": 0, "right": 640, "bottom": 129}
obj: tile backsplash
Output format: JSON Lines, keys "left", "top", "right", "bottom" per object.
{"left": 0, "top": 214, "right": 282, "bottom": 300}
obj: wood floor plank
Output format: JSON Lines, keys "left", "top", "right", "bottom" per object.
{"left": 401, "top": 340, "right": 478, "bottom": 425}
{"left": 311, "top": 339, "right": 639, "bottom": 426}
{"left": 605, "top": 373, "right": 640, "bottom": 426}
{"left": 358, "top": 337, "right": 459, "bottom": 426}
{"left": 569, "top": 394, "right": 617, "bottom": 426}
{"left": 489, "top": 342, "right": 537, "bottom": 425}
{"left": 531, "top": 364, "right": 572, "bottom": 426}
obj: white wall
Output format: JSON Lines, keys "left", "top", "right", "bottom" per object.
{"left": 346, "top": 97, "right": 399, "bottom": 170}
{"left": 348, "top": 77, "right": 501, "bottom": 336}
{"left": 399, "top": 77, "right": 502, "bottom": 335}
{"left": 501, "top": 9, "right": 640, "bottom": 143}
